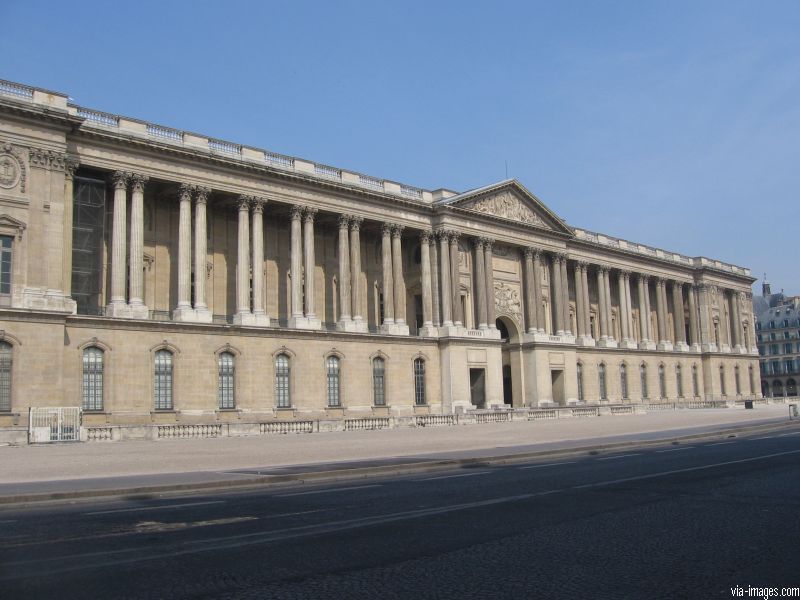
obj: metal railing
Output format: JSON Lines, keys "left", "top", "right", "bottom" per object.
{"left": 76, "top": 107, "right": 120, "bottom": 127}
{"left": 29, "top": 407, "right": 81, "bottom": 443}
{"left": 314, "top": 163, "right": 342, "bottom": 180}
{"left": 264, "top": 151, "right": 295, "bottom": 169}
{"left": 208, "top": 138, "right": 241, "bottom": 155}
{"left": 147, "top": 123, "right": 184, "bottom": 142}
{"left": 0, "top": 80, "right": 34, "bottom": 100}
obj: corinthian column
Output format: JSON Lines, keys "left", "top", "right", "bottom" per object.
{"left": 637, "top": 275, "right": 651, "bottom": 348}
{"left": 349, "top": 217, "right": 364, "bottom": 329}
{"left": 381, "top": 223, "right": 394, "bottom": 326}
{"left": 688, "top": 284, "right": 699, "bottom": 349}
{"left": 107, "top": 171, "right": 129, "bottom": 314}
{"left": 524, "top": 248, "right": 536, "bottom": 334}
{"left": 337, "top": 215, "right": 352, "bottom": 326}
{"left": 483, "top": 238, "right": 496, "bottom": 329}
{"left": 552, "top": 255, "right": 564, "bottom": 335}
{"left": 173, "top": 183, "right": 195, "bottom": 319}
{"left": 193, "top": 187, "right": 212, "bottom": 322}
{"left": 392, "top": 225, "right": 406, "bottom": 326}
{"left": 420, "top": 231, "right": 433, "bottom": 331}
{"left": 597, "top": 267, "right": 608, "bottom": 341}
{"left": 672, "top": 282, "right": 687, "bottom": 349}
{"left": 560, "top": 255, "right": 571, "bottom": 335}
{"left": 234, "top": 196, "right": 251, "bottom": 321}
{"left": 618, "top": 271, "right": 629, "bottom": 342}
{"left": 438, "top": 230, "right": 452, "bottom": 327}
{"left": 450, "top": 233, "right": 462, "bottom": 327}
{"left": 731, "top": 290, "right": 743, "bottom": 351}
{"left": 251, "top": 198, "right": 266, "bottom": 322}
{"left": 62, "top": 160, "right": 79, "bottom": 301}
{"left": 474, "top": 239, "right": 488, "bottom": 329}
{"left": 655, "top": 277, "right": 671, "bottom": 350}
{"left": 534, "top": 250, "right": 545, "bottom": 333}
{"left": 289, "top": 205, "right": 303, "bottom": 321}
{"left": 580, "top": 263, "right": 591, "bottom": 339}
{"left": 430, "top": 235, "right": 440, "bottom": 327}
{"left": 303, "top": 208, "right": 318, "bottom": 321}
{"left": 128, "top": 173, "right": 148, "bottom": 318}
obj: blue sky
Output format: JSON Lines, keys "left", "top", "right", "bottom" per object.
{"left": 3, "top": 1, "right": 798, "bottom": 294}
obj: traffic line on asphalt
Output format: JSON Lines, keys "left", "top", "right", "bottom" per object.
{"left": 0, "top": 519, "right": 17, "bottom": 524}
{"left": 4, "top": 449, "right": 800, "bottom": 579}
{"left": 518, "top": 461, "right": 577, "bottom": 470}
{"left": 656, "top": 447, "right": 694, "bottom": 453}
{"left": 416, "top": 471, "right": 491, "bottom": 482}
{"left": 777, "top": 431, "right": 800, "bottom": 436}
{"left": 750, "top": 436, "right": 778, "bottom": 441}
{"left": 597, "top": 453, "right": 642, "bottom": 461}
{"left": 708, "top": 441, "right": 735, "bottom": 447}
{"left": 274, "top": 484, "right": 382, "bottom": 498}
{"left": 85, "top": 500, "right": 226, "bottom": 516}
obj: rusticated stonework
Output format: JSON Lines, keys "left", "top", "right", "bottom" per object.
{"left": 463, "top": 191, "right": 546, "bottom": 227}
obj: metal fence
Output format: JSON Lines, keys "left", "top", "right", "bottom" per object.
{"left": 28, "top": 407, "right": 81, "bottom": 443}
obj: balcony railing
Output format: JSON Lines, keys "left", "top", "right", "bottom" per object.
{"left": 76, "top": 107, "right": 120, "bottom": 127}
{"left": 314, "top": 163, "right": 342, "bottom": 180}
{"left": 0, "top": 80, "right": 34, "bottom": 100}
{"left": 264, "top": 151, "right": 294, "bottom": 169}
{"left": 208, "top": 138, "right": 241, "bottom": 155}
{"left": 147, "top": 123, "right": 184, "bottom": 142}
{"left": 400, "top": 184, "right": 422, "bottom": 199}
{"left": 359, "top": 174, "right": 384, "bottom": 191}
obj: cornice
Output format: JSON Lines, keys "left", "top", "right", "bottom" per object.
{"left": 0, "top": 96, "right": 82, "bottom": 130}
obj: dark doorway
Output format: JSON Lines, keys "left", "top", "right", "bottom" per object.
{"left": 502, "top": 365, "right": 512, "bottom": 405}
{"left": 470, "top": 368, "right": 486, "bottom": 409}
{"left": 551, "top": 369, "right": 565, "bottom": 406}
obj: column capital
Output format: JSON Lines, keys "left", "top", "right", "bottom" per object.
{"left": 619, "top": 269, "right": 631, "bottom": 278}
{"left": 130, "top": 173, "right": 149, "bottom": 192}
{"left": 391, "top": 224, "right": 404, "bottom": 238}
{"left": 420, "top": 230, "right": 433, "bottom": 244}
{"left": 473, "top": 237, "right": 485, "bottom": 250}
{"left": 479, "top": 236, "right": 491, "bottom": 247}
{"left": 382, "top": 222, "right": 394, "bottom": 236}
{"left": 290, "top": 204, "right": 304, "bottom": 220}
{"left": 576, "top": 260, "right": 589, "bottom": 270}
{"left": 598, "top": 265, "right": 609, "bottom": 275}
{"left": 349, "top": 216, "right": 363, "bottom": 231}
{"left": 338, "top": 214, "right": 351, "bottom": 229}
{"left": 450, "top": 231, "right": 461, "bottom": 243}
{"left": 110, "top": 171, "right": 129, "bottom": 190}
{"left": 180, "top": 183, "right": 195, "bottom": 201}
{"left": 303, "top": 207, "right": 318, "bottom": 222}
{"left": 523, "top": 246, "right": 535, "bottom": 258}
{"left": 64, "top": 158, "right": 79, "bottom": 179}
{"left": 195, "top": 186, "right": 210, "bottom": 204}
{"left": 237, "top": 195, "right": 253, "bottom": 211}
{"left": 640, "top": 273, "right": 650, "bottom": 284}
{"left": 251, "top": 197, "right": 266, "bottom": 214}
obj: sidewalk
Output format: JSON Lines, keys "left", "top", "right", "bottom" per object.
{"left": 0, "top": 405, "right": 796, "bottom": 503}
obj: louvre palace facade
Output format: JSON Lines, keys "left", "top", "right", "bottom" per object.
{"left": 0, "top": 78, "right": 761, "bottom": 441}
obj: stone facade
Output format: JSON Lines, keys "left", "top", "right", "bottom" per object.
{"left": 0, "top": 78, "right": 761, "bottom": 437}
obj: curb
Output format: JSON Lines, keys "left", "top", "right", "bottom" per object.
{"left": 2, "top": 418, "right": 798, "bottom": 506}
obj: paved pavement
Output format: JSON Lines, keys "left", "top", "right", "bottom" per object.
{"left": 2, "top": 425, "right": 799, "bottom": 599}
{"left": 0, "top": 405, "right": 796, "bottom": 502}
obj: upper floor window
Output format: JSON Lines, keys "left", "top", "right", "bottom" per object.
{"left": 372, "top": 357, "right": 386, "bottom": 406}
{"left": 0, "top": 341, "right": 11, "bottom": 411}
{"left": 414, "top": 358, "right": 426, "bottom": 406}
{"left": 218, "top": 352, "right": 235, "bottom": 409}
{"left": 154, "top": 349, "right": 173, "bottom": 410}
{"left": 275, "top": 353, "right": 291, "bottom": 408}
{"left": 82, "top": 346, "right": 104, "bottom": 411}
{"left": 326, "top": 356, "right": 341, "bottom": 407}
{"left": 0, "top": 236, "right": 12, "bottom": 307}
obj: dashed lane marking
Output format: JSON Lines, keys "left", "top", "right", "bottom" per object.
{"left": 274, "top": 484, "right": 382, "bottom": 498}
{"left": 85, "top": 501, "right": 226, "bottom": 516}
{"left": 597, "top": 453, "right": 642, "bottom": 461}
{"left": 656, "top": 447, "right": 694, "bottom": 453}
{"left": 708, "top": 441, "right": 735, "bottom": 447}
{"left": 416, "top": 471, "right": 491, "bottom": 482}
{"left": 518, "top": 461, "right": 578, "bottom": 470}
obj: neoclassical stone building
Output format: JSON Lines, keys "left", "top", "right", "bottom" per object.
{"left": 0, "top": 78, "right": 761, "bottom": 437}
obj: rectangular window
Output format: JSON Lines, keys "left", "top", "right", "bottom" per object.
{"left": 0, "top": 235, "right": 12, "bottom": 307}
{"left": 373, "top": 358, "right": 385, "bottom": 406}
{"left": 154, "top": 351, "right": 173, "bottom": 410}
{"left": 326, "top": 357, "right": 340, "bottom": 407}
{"left": 71, "top": 177, "right": 106, "bottom": 315}
{"left": 414, "top": 359, "right": 426, "bottom": 406}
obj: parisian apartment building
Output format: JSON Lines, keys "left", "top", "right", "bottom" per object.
{"left": 0, "top": 78, "right": 762, "bottom": 441}
{"left": 754, "top": 279, "right": 799, "bottom": 397}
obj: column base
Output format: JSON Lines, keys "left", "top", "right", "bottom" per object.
{"left": 127, "top": 302, "right": 150, "bottom": 320}
{"left": 289, "top": 316, "right": 321, "bottom": 330}
{"left": 733, "top": 345, "right": 747, "bottom": 354}
{"left": 638, "top": 340, "right": 657, "bottom": 351}
{"left": 701, "top": 343, "right": 718, "bottom": 353}
{"left": 619, "top": 339, "right": 638, "bottom": 349}
{"left": 657, "top": 341, "right": 674, "bottom": 351}
{"left": 576, "top": 336, "right": 596, "bottom": 347}
{"left": 720, "top": 343, "right": 731, "bottom": 353}
{"left": 674, "top": 341, "right": 691, "bottom": 352}
{"left": 597, "top": 338, "right": 618, "bottom": 348}
{"left": 106, "top": 301, "right": 147, "bottom": 319}
{"left": 690, "top": 344, "right": 702, "bottom": 353}
{"left": 380, "top": 323, "right": 409, "bottom": 336}
{"left": 418, "top": 326, "right": 440, "bottom": 338}
{"left": 232, "top": 311, "right": 269, "bottom": 327}
{"left": 336, "top": 319, "right": 368, "bottom": 333}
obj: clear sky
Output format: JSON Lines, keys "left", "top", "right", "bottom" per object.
{"left": 3, "top": 1, "right": 798, "bottom": 294}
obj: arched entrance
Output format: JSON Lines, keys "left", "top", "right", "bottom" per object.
{"left": 774, "top": 380, "right": 784, "bottom": 397}
{"left": 762, "top": 380, "right": 770, "bottom": 398}
{"left": 787, "top": 378, "right": 797, "bottom": 397}
{"left": 496, "top": 316, "right": 520, "bottom": 407}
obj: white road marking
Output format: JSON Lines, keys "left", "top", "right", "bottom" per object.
{"left": 777, "top": 431, "right": 800, "bottom": 437}
{"left": 0, "top": 519, "right": 17, "bottom": 524}
{"left": 416, "top": 471, "right": 491, "bottom": 481}
{"left": 597, "top": 453, "right": 642, "bottom": 461}
{"left": 708, "top": 441, "right": 735, "bottom": 447}
{"left": 518, "top": 461, "right": 577, "bottom": 470}
{"left": 274, "top": 484, "right": 382, "bottom": 497}
{"left": 656, "top": 447, "right": 694, "bottom": 453}
{"left": 750, "top": 436, "right": 778, "bottom": 441}
{"left": 5, "top": 449, "right": 800, "bottom": 578}
{"left": 85, "top": 501, "right": 226, "bottom": 516}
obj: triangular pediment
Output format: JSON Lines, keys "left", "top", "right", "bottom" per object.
{"left": 438, "top": 180, "right": 573, "bottom": 235}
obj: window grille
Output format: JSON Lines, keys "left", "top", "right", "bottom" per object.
{"left": 0, "top": 341, "right": 11, "bottom": 411}
{"left": 659, "top": 365, "right": 666, "bottom": 399}
{"left": 154, "top": 350, "right": 173, "bottom": 410}
{"left": 640, "top": 364, "right": 648, "bottom": 399}
{"left": 719, "top": 366, "right": 726, "bottom": 396}
{"left": 0, "top": 235, "right": 12, "bottom": 307}
{"left": 620, "top": 364, "right": 628, "bottom": 399}
{"left": 692, "top": 365, "right": 699, "bottom": 397}
{"left": 372, "top": 357, "right": 386, "bottom": 406}
{"left": 414, "top": 358, "right": 426, "bottom": 405}
{"left": 82, "top": 347, "right": 104, "bottom": 411}
{"left": 676, "top": 365, "right": 683, "bottom": 398}
{"left": 326, "top": 356, "right": 340, "bottom": 407}
{"left": 577, "top": 363, "right": 584, "bottom": 402}
{"left": 275, "top": 354, "right": 291, "bottom": 408}
{"left": 734, "top": 366, "right": 741, "bottom": 396}
{"left": 598, "top": 364, "right": 607, "bottom": 400}
{"left": 218, "top": 352, "right": 235, "bottom": 409}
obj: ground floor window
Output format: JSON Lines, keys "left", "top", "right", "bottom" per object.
{"left": 275, "top": 353, "right": 290, "bottom": 408}
{"left": 82, "top": 346, "right": 104, "bottom": 411}
{"left": 598, "top": 364, "right": 607, "bottom": 400}
{"left": 0, "top": 341, "right": 11, "bottom": 411}
{"left": 373, "top": 357, "right": 386, "bottom": 406}
{"left": 414, "top": 358, "right": 426, "bottom": 405}
{"left": 154, "top": 349, "right": 173, "bottom": 410}
{"left": 327, "top": 356, "right": 341, "bottom": 407}
{"left": 218, "top": 351, "right": 235, "bottom": 409}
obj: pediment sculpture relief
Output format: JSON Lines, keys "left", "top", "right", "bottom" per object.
{"left": 465, "top": 191, "right": 546, "bottom": 227}
{"left": 495, "top": 281, "right": 522, "bottom": 323}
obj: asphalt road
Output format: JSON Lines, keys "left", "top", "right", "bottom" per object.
{"left": 2, "top": 428, "right": 799, "bottom": 599}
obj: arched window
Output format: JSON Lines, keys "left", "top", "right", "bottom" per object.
{"left": 372, "top": 357, "right": 386, "bottom": 406}
{"left": 719, "top": 366, "right": 726, "bottom": 396}
{"left": 218, "top": 352, "right": 235, "bottom": 409}
{"left": 414, "top": 358, "right": 426, "bottom": 406}
{"left": 326, "top": 356, "right": 341, "bottom": 407}
{"left": 154, "top": 349, "right": 173, "bottom": 410}
{"left": 82, "top": 347, "right": 104, "bottom": 411}
{"left": 640, "top": 364, "right": 648, "bottom": 400}
{"left": 748, "top": 365, "right": 755, "bottom": 395}
{"left": 658, "top": 365, "right": 666, "bottom": 399}
{"left": 676, "top": 364, "right": 684, "bottom": 398}
{"left": 692, "top": 365, "right": 699, "bottom": 397}
{"left": 620, "top": 364, "right": 628, "bottom": 400}
{"left": 577, "top": 363, "right": 584, "bottom": 402}
{"left": 598, "top": 363, "right": 607, "bottom": 400}
{"left": 0, "top": 341, "right": 11, "bottom": 412}
{"left": 275, "top": 353, "right": 291, "bottom": 408}
{"left": 734, "top": 366, "right": 741, "bottom": 396}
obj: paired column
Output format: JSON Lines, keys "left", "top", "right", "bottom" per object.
{"left": 128, "top": 174, "right": 149, "bottom": 317}
{"left": 623, "top": 272, "right": 634, "bottom": 344}
{"left": 250, "top": 199, "right": 266, "bottom": 320}
{"left": 697, "top": 284, "right": 714, "bottom": 351}
{"left": 551, "top": 255, "right": 564, "bottom": 335}
{"left": 380, "top": 224, "right": 394, "bottom": 326}
{"left": 655, "top": 277, "right": 671, "bottom": 349}
{"left": 430, "top": 235, "right": 440, "bottom": 327}
{"left": 108, "top": 171, "right": 129, "bottom": 313}
{"left": 437, "top": 230, "right": 453, "bottom": 327}
{"left": 602, "top": 268, "right": 615, "bottom": 343}
{"left": 177, "top": 184, "right": 194, "bottom": 313}
{"left": 476, "top": 239, "right": 489, "bottom": 330}
{"left": 420, "top": 231, "right": 433, "bottom": 330}
{"left": 349, "top": 217, "right": 365, "bottom": 327}
{"left": 559, "top": 255, "right": 571, "bottom": 335}
{"left": 290, "top": 205, "right": 304, "bottom": 320}
{"left": 688, "top": 284, "right": 699, "bottom": 348}
{"left": 234, "top": 196, "right": 251, "bottom": 320}
{"left": 173, "top": 184, "right": 215, "bottom": 323}
{"left": 617, "top": 271, "right": 630, "bottom": 343}
{"left": 597, "top": 267, "right": 608, "bottom": 342}
{"left": 672, "top": 282, "right": 687, "bottom": 348}
{"left": 303, "top": 209, "right": 317, "bottom": 321}
{"left": 288, "top": 205, "right": 320, "bottom": 329}
{"left": 450, "top": 233, "right": 462, "bottom": 326}
{"left": 579, "top": 262, "right": 592, "bottom": 341}
{"left": 193, "top": 187, "right": 211, "bottom": 317}
{"left": 483, "top": 239, "right": 496, "bottom": 329}
{"left": 523, "top": 248, "right": 536, "bottom": 333}
{"left": 392, "top": 225, "right": 406, "bottom": 326}
{"left": 534, "top": 251, "right": 545, "bottom": 333}
{"left": 573, "top": 261, "right": 586, "bottom": 339}
{"left": 731, "top": 290, "right": 743, "bottom": 351}
{"left": 338, "top": 215, "right": 352, "bottom": 325}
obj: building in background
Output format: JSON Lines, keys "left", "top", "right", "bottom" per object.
{"left": 0, "top": 79, "right": 761, "bottom": 442}
{"left": 754, "top": 278, "right": 799, "bottom": 397}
